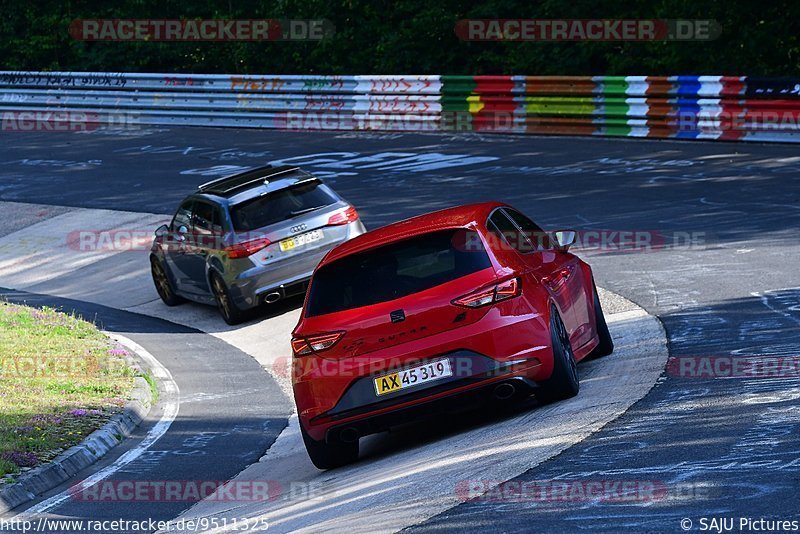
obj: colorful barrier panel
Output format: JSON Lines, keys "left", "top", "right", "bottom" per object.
{"left": 1, "top": 71, "right": 798, "bottom": 142}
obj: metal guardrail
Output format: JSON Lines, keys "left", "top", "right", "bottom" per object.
{"left": 1, "top": 71, "right": 799, "bottom": 142}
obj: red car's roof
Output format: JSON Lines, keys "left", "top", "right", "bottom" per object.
{"left": 321, "top": 201, "right": 507, "bottom": 265}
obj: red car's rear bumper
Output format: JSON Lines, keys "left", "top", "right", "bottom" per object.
{"left": 293, "top": 301, "right": 555, "bottom": 442}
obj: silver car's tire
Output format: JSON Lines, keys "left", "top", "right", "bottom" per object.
{"left": 151, "top": 257, "right": 185, "bottom": 307}
{"left": 210, "top": 273, "right": 246, "bottom": 325}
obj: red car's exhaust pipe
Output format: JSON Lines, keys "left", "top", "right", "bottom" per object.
{"left": 338, "top": 427, "right": 359, "bottom": 443}
{"left": 493, "top": 382, "right": 516, "bottom": 400}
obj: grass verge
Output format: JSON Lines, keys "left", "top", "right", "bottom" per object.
{"left": 0, "top": 302, "right": 136, "bottom": 480}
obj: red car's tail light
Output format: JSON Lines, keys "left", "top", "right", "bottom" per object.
{"left": 452, "top": 286, "right": 496, "bottom": 308}
{"left": 292, "top": 331, "right": 345, "bottom": 356}
{"left": 225, "top": 237, "right": 271, "bottom": 259}
{"left": 453, "top": 278, "right": 521, "bottom": 308}
{"left": 327, "top": 206, "right": 359, "bottom": 226}
{"left": 495, "top": 278, "right": 520, "bottom": 300}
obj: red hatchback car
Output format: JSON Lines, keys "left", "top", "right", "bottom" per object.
{"left": 291, "top": 202, "right": 614, "bottom": 468}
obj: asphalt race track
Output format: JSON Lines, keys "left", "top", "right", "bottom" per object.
{"left": 0, "top": 127, "right": 799, "bottom": 532}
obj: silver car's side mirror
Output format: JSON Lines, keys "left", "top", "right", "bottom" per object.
{"left": 554, "top": 230, "right": 577, "bottom": 251}
{"left": 154, "top": 224, "right": 168, "bottom": 237}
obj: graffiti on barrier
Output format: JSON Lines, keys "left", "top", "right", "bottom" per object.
{"left": 0, "top": 72, "right": 127, "bottom": 88}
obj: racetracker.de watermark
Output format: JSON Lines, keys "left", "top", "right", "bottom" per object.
{"left": 1, "top": 111, "right": 140, "bottom": 132}
{"left": 455, "top": 479, "right": 711, "bottom": 503}
{"left": 0, "top": 355, "right": 123, "bottom": 379}
{"left": 68, "top": 19, "right": 334, "bottom": 41}
{"left": 667, "top": 356, "right": 800, "bottom": 378}
{"left": 65, "top": 228, "right": 706, "bottom": 254}
{"left": 273, "top": 111, "right": 800, "bottom": 134}
{"left": 462, "top": 229, "right": 707, "bottom": 254}
{"left": 67, "top": 229, "right": 165, "bottom": 253}
{"left": 455, "top": 19, "right": 721, "bottom": 41}
{"left": 68, "top": 479, "right": 329, "bottom": 502}
{"left": 676, "top": 111, "right": 800, "bottom": 132}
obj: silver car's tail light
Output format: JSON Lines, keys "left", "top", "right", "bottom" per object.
{"left": 225, "top": 237, "right": 272, "bottom": 259}
{"left": 327, "top": 206, "right": 359, "bottom": 226}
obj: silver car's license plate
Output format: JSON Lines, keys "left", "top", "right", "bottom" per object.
{"left": 279, "top": 229, "right": 324, "bottom": 252}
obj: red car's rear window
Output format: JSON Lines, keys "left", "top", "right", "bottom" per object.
{"left": 305, "top": 229, "right": 491, "bottom": 317}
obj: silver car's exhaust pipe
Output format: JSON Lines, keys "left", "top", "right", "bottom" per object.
{"left": 264, "top": 292, "right": 282, "bottom": 304}
{"left": 493, "top": 382, "right": 516, "bottom": 400}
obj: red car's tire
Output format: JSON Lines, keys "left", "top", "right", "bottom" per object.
{"left": 300, "top": 422, "right": 359, "bottom": 470}
{"left": 536, "top": 306, "right": 580, "bottom": 404}
{"left": 587, "top": 282, "right": 614, "bottom": 360}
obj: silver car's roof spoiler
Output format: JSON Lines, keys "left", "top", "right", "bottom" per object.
{"left": 198, "top": 165, "right": 307, "bottom": 196}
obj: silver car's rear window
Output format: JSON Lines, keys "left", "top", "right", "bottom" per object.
{"left": 230, "top": 181, "right": 337, "bottom": 231}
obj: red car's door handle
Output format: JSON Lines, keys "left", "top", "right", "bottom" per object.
{"left": 542, "top": 266, "right": 574, "bottom": 285}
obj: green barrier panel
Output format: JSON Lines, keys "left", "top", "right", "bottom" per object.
{"left": 440, "top": 76, "right": 476, "bottom": 113}
{"left": 596, "top": 77, "right": 632, "bottom": 135}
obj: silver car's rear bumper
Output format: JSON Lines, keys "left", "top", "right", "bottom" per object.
{"left": 228, "top": 220, "right": 366, "bottom": 309}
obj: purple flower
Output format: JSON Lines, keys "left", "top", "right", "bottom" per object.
{"left": 107, "top": 349, "right": 128, "bottom": 356}
{"left": 30, "top": 414, "right": 62, "bottom": 425}
{"left": 1, "top": 451, "right": 38, "bottom": 468}
{"left": 69, "top": 409, "right": 88, "bottom": 417}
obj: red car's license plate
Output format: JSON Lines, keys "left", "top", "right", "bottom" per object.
{"left": 374, "top": 358, "right": 453, "bottom": 396}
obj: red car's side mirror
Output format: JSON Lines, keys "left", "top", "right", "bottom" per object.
{"left": 553, "top": 230, "right": 577, "bottom": 251}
